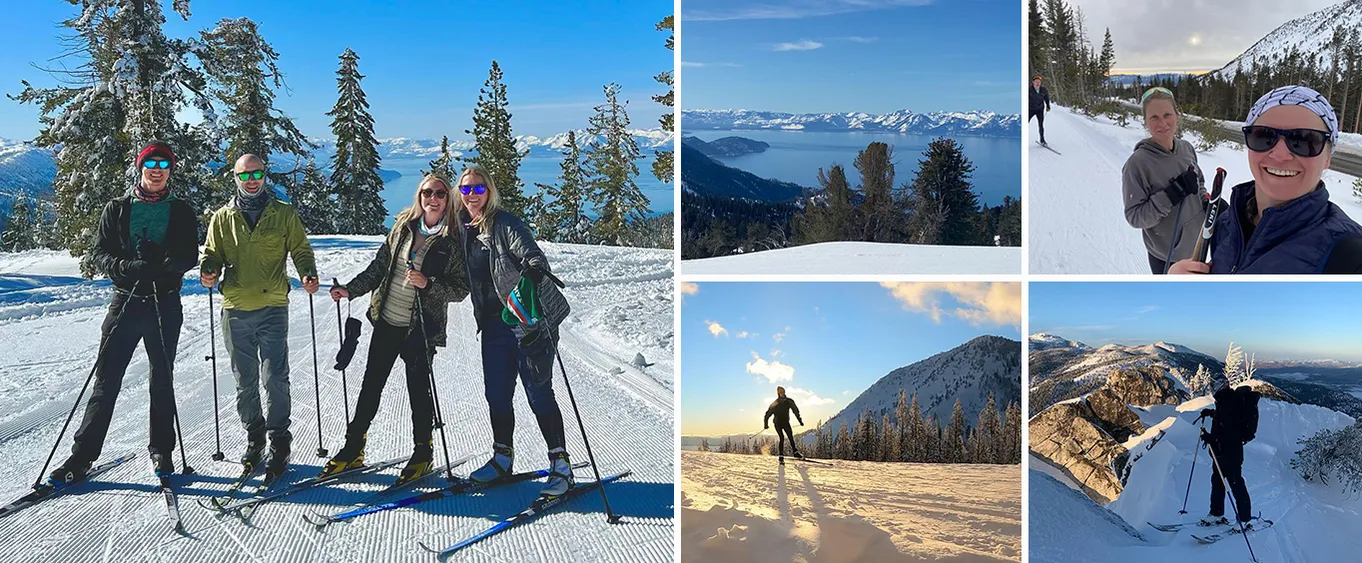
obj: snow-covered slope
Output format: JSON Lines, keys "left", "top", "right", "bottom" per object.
{"left": 1212, "top": 0, "right": 1362, "bottom": 80}
{"left": 680, "top": 241, "right": 1020, "bottom": 275}
{"left": 683, "top": 109, "right": 1020, "bottom": 137}
{"left": 681, "top": 451, "right": 1020, "bottom": 562}
{"left": 1028, "top": 333, "right": 1091, "bottom": 353}
{"left": 0, "top": 141, "right": 56, "bottom": 209}
{"left": 1028, "top": 335, "right": 1220, "bottom": 408}
{"left": 1030, "top": 394, "right": 1360, "bottom": 563}
{"left": 819, "top": 336, "right": 1021, "bottom": 435}
{"left": 1028, "top": 106, "right": 1362, "bottom": 274}
{"left": 0, "top": 237, "right": 674, "bottom": 562}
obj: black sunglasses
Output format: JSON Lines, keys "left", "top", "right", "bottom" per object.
{"left": 420, "top": 188, "right": 449, "bottom": 200}
{"left": 1242, "top": 125, "right": 1331, "bottom": 158}
{"left": 236, "top": 170, "right": 265, "bottom": 181}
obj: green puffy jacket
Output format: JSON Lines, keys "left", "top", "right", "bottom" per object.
{"left": 200, "top": 199, "right": 317, "bottom": 311}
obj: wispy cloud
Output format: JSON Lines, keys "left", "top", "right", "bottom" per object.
{"left": 736, "top": 331, "right": 759, "bottom": 339}
{"left": 771, "top": 39, "right": 823, "bottom": 52}
{"left": 680, "top": 282, "right": 699, "bottom": 303}
{"left": 764, "top": 387, "right": 835, "bottom": 407}
{"left": 771, "top": 349, "right": 783, "bottom": 357}
{"left": 511, "top": 101, "right": 597, "bottom": 111}
{"left": 747, "top": 352, "right": 795, "bottom": 383}
{"left": 1047, "top": 325, "right": 1117, "bottom": 332}
{"left": 880, "top": 283, "right": 1022, "bottom": 328}
{"left": 1137, "top": 305, "right": 1160, "bottom": 315}
{"left": 843, "top": 36, "right": 879, "bottom": 43}
{"left": 706, "top": 320, "right": 729, "bottom": 337}
{"left": 687, "top": 0, "right": 934, "bottom": 22}
{"left": 681, "top": 61, "right": 742, "bottom": 68}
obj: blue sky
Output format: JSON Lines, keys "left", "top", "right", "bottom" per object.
{"left": 0, "top": 0, "right": 671, "bottom": 140}
{"left": 681, "top": 0, "right": 1021, "bottom": 115}
{"left": 680, "top": 282, "right": 1022, "bottom": 436}
{"left": 1031, "top": 283, "right": 1362, "bottom": 362}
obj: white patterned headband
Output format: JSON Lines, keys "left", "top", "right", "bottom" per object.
{"left": 1245, "top": 85, "right": 1339, "bottom": 153}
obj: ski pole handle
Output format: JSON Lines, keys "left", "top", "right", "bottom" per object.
{"left": 1192, "top": 168, "right": 1228, "bottom": 264}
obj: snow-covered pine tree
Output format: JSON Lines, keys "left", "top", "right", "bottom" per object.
{"left": 978, "top": 393, "right": 1002, "bottom": 464}
{"left": 1291, "top": 421, "right": 1362, "bottom": 495}
{"left": 16, "top": 0, "right": 215, "bottom": 275}
{"left": 326, "top": 48, "right": 386, "bottom": 235}
{"left": 925, "top": 414, "right": 941, "bottom": 463}
{"left": 1244, "top": 352, "right": 1257, "bottom": 382}
{"left": 1, "top": 197, "right": 37, "bottom": 252}
{"left": 290, "top": 157, "right": 334, "bottom": 233}
{"left": 880, "top": 413, "right": 893, "bottom": 462}
{"left": 1004, "top": 400, "right": 1022, "bottom": 464}
{"left": 584, "top": 83, "right": 648, "bottom": 245}
{"left": 894, "top": 390, "right": 910, "bottom": 462}
{"left": 836, "top": 422, "right": 851, "bottom": 460}
{"left": 536, "top": 130, "right": 589, "bottom": 243}
{"left": 947, "top": 399, "right": 967, "bottom": 463}
{"left": 463, "top": 61, "right": 529, "bottom": 216}
{"left": 1192, "top": 363, "right": 1213, "bottom": 395}
{"left": 907, "top": 393, "right": 925, "bottom": 462}
{"left": 651, "top": 15, "right": 673, "bottom": 185}
{"left": 198, "top": 17, "right": 314, "bottom": 214}
{"left": 1224, "top": 342, "right": 1245, "bottom": 386}
{"left": 425, "top": 135, "right": 456, "bottom": 180}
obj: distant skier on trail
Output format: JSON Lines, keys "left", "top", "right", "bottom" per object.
{"left": 1168, "top": 85, "right": 1362, "bottom": 274}
{"left": 48, "top": 142, "right": 200, "bottom": 484}
{"left": 1122, "top": 86, "right": 1207, "bottom": 274}
{"left": 1028, "top": 75, "right": 1051, "bottom": 145}
{"left": 200, "top": 154, "right": 319, "bottom": 481}
{"left": 1193, "top": 379, "right": 1260, "bottom": 529}
{"left": 764, "top": 386, "right": 804, "bottom": 461}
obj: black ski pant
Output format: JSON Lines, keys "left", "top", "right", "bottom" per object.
{"left": 1208, "top": 437, "right": 1252, "bottom": 522}
{"left": 1148, "top": 253, "right": 1168, "bottom": 275}
{"left": 67, "top": 290, "right": 182, "bottom": 467}
{"left": 345, "top": 319, "right": 435, "bottom": 445}
{"left": 482, "top": 319, "right": 566, "bottom": 451}
{"left": 1029, "top": 108, "right": 1046, "bottom": 142}
{"left": 775, "top": 421, "right": 799, "bottom": 457}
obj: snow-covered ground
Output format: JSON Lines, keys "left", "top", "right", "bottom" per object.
{"left": 681, "top": 451, "right": 1020, "bottom": 563}
{"left": 0, "top": 236, "right": 674, "bottom": 562}
{"left": 1029, "top": 106, "right": 1362, "bottom": 274}
{"left": 1029, "top": 394, "right": 1360, "bottom": 563}
{"left": 680, "top": 241, "right": 1020, "bottom": 275}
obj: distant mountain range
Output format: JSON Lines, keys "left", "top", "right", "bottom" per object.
{"left": 681, "top": 135, "right": 769, "bottom": 158}
{"left": 818, "top": 335, "right": 1022, "bottom": 435}
{"left": 1211, "top": 0, "right": 1362, "bottom": 79}
{"left": 679, "top": 143, "right": 806, "bottom": 202}
{"left": 682, "top": 109, "right": 1020, "bottom": 137}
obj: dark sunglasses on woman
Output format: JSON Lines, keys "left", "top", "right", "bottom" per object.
{"left": 459, "top": 184, "right": 487, "bottom": 195}
{"left": 421, "top": 188, "right": 449, "bottom": 199}
{"left": 142, "top": 159, "right": 171, "bottom": 169}
{"left": 236, "top": 170, "right": 265, "bottom": 181}
{"left": 1241, "top": 125, "right": 1331, "bottom": 158}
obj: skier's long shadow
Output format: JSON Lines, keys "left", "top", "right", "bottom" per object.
{"left": 778, "top": 463, "right": 789, "bottom": 526}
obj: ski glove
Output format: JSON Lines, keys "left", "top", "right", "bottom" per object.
{"left": 1162, "top": 166, "right": 1200, "bottom": 206}
{"left": 334, "top": 317, "right": 363, "bottom": 371}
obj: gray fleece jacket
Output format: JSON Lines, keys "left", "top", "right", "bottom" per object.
{"left": 1122, "top": 137, "right": 1207, "bottom": 263}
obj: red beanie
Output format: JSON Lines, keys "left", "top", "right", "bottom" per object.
{"left": 136, "top": 142, "right": 175, "bottom": 168}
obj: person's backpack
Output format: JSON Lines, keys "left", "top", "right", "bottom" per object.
{"left": 1236, "top": 387, "right": 1260, "bottom": 443}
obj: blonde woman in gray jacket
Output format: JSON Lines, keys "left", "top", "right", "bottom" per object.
{"left": 1122, "top": 87, "right": 1207, "bottom": 274}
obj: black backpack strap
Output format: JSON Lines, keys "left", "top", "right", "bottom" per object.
{"left": 1323, "top": 235, "right": 1362, "bottom": 273}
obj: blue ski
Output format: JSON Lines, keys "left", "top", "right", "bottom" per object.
{"left": 215, "top": 456, "right": 408, "bottom": 515}
{"left": 418, "top": 470, "right": 631, "bottom": 557}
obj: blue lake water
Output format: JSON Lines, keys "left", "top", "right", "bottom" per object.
{"left": 378, "top": 153, "right": 671, "bottom": 226}
{"left": 687, "top": 130, "right": 1021, "bottom": 206}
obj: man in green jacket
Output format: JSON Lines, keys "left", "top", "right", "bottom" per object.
{"left": 200, "top": 154, "right": 319, "bottom": 480}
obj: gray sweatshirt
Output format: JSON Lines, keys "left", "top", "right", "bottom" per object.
{"left": 1122, "top": 137, "right": 1207, "bottom": 263}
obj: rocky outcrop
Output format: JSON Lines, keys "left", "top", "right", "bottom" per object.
{"left": 1107, "top": 366, "right": 1189, "bottom": 407}
{"left": 1028, "top": 401, "right": 1130, "bottom": 504}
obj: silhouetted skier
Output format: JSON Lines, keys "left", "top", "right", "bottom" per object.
{"left": 1194, "top": 379, "right": 1260, "bottom": 528}
{"left": 764, "top": 386, "right": 804, "bottom": 463}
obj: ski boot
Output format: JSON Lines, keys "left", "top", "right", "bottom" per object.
{"left": 264, "top": 435, "right": 291, "bottom": 484}
{"left": 394, "top": 441, "right": 434, "bottom": 487}
{"left": 1200, "top": 514, "right": 1229, "bottom": 527}
{"left": 150, "top": 452, "right": 174, "bottom": 478}
{"left": 470, "top": 443, "right": 514, "bottom": 483}
{"left": 240, "top": 433, "right": 266, "bottom": 471}
{"left": 320, "top": 433, "right": 366, "bottom": 477}
{"left": 779, "top": 456, "right": 785, "bottom": 465}
{"left": 540, "top": 449, "right": 575, "bottom": 497}
{"left": 47, "top": 459, "right": 90, "bottom": 488}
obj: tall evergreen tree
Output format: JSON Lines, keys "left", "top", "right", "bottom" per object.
{"left": 907, "top": 393, "right": 925, "bottom": 462}
{"left": 464, "top": 61, "right": 530, "bottom": 216}
{"left": 326, "top": 48, "right": 386, "bottom": 235}
{"left": 1, "top": 198, "right": 38, "bottom": 252}
{"left": 795, "top": 165, "right": 855, "bottom": 244}
{"left": 856, "top": 142, "right": 897, "bottom": 242}
{"left": 290, "top": 157, "right": 334, "bottom": 233}
{"left": 1004, "top": 400, "right": 1022, "bottom": 464}
{"left": 584, "top": 83, "right": 648, "bottom": 245}
{"left": 537, "top": 130, "right": 590, "bottom": 243}
{"left": 906, "top": 138, "right": 980, "bottom": 245}
{"left": 978, "top": 393, "right": 1002, "bottom": 463}
{"left": 425, "top": 135, "right": 456, "bottom": 179}
{"left": 947, "top": 399, "right": 967, "bottom": 463}
{"left": 651, "top": 15, "right": 674, "bottom": 184}
{"left": 895, "top": 390, "right": 910, "bottom": 462}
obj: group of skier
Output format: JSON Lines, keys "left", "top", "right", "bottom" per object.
{"left": 44, "top": 142, "right": 579, "bottom": 499}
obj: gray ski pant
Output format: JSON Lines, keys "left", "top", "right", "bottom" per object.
{"left": 223, "top": 305, "right": 292, "bottom": 443}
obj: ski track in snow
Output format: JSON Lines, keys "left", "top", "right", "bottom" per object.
{"left": 681, "top": 241, "right": 1020, "bottom": 275}
{"left": 681, "top": 451, "right": 1020, "bottom": 563}
{"left": 0, "top": 236, "right": 674, "bottom": 563}
{"left": 1029, "top": 106, "right": 1362, "bottom": 274}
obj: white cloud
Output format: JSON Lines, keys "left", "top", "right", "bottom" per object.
{"left": 771, "top": 39, "right": 823, "bottom": 52}
{"left": 681, "top": 61, "right": 741, "bottom": 68}
{"left": 842, "top": 390, "right": 850, "bottom": 396}
{"left": 706, "top": 320, "right": 728, "bottom": 337}
{"left": 879, "top": 282, "right": 1022, "bottom": 328}
{"left": 746, "top": 352, "right": 794, "bottom": 383}
{"left": 680, "top": 282, "right": 700, "bottom": 295}
{"left": 772, "top": 332, "right": 786, "bottom": 343}
{"left": 844, "top": 36, "right": 879, "bottom": 43}
{"left": 770, "top": 349, "right": 783, "bottom": 357}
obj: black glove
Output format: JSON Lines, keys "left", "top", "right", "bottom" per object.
{"left": 1162, "top": 167, "right": 1199, "bottom": 206}
{"left": 333, "top": 317, "right": 363, "bottom": 371}
{"left": 1199, "top": 428, "right": 1213, "bottom": 443}
{"left": 524, "top": 263, "right": 546, "bottom": 285}
{"left": 764, "top": 424, "right": 769, "bottom": 430}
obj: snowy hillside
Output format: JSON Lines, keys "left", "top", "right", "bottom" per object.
{"left": 681, "top": 451, "right": 1020, "bottom": 563}
{"left": 1028, "top": 333, "right": 1091, "bottom": 353}
{"left": 0, "top": 141, "right": 56, "bottom": 206}
{"left": 0, "top": 237, "right": 674, "bottom": 562}
{"left": 1028, "top": 335, "right": 1221, "bottom": 408}
{"left": 1030, "top": 395, "right": 1360, "bottom": 563}
{"left": 1028, "top": 106, "right": 1362, "bottom": 274}
{"left": 680, "top": 241, "right": 1020, "bottom": 275}
{"left": 682, "top": 109, "right": 1020, "bottom": 137}
{"left": 1212, "top": 0, "right": 1362, "bottom": 80}
{"left": 818, "top": 336, "right": 1021, "bottom": 436}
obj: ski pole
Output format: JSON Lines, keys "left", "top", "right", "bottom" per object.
{"left": 205, "top": 288, "right": 225, "bottom": 462}
{"left": 407, "top": 261, "right": 454, "bottom": 479}
{"left": 149, "top": 283, "right": 194, "bottom": 475}
{"left": 553, "top": 339, "right": 621, "bottom": 524}
{"left": 332, "top": 278, "right": 351, "bottom": 424}
{"left": 1179, "top": 425, "right": 1202, "bottom": 514}
{"left": 1191, "top": 168, "right": 1227, "bottom": 264}
{"left": 32, "top": 279, "right": 143, "bottom": 489}
{"left": 308, "top": 292, "right": 328, "bottom": 458}
{"left": 1203, "top": 433, "right": 1257, "bottom": 562}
